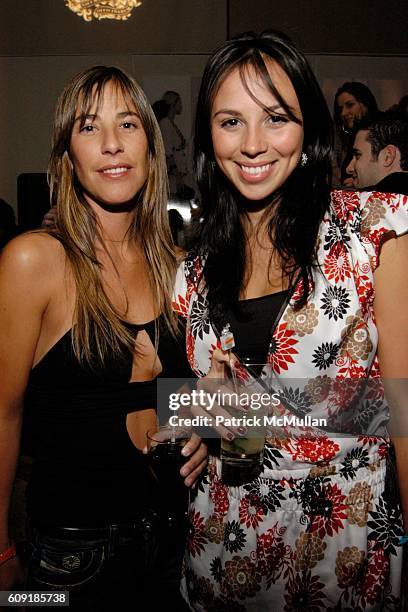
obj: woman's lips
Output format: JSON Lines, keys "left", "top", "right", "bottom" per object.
{"left": 237, "top": 162, "right": 275, "bottom": 182}
{"left": 98, "top": 165, "right": 131, "bottom": 178}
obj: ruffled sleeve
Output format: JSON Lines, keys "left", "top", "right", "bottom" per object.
{"left": 330, "top": 189, "right": 408, "bottom": 272}
{"left": 358, "top": 190, "right": 408, "bottom": 270}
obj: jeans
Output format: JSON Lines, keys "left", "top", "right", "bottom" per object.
{"left": 25, "top": 514, "right": 190, "bottom": 611}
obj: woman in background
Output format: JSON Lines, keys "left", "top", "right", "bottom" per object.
{"left": 173, "top": 31, "right": 407, "bottom": 610}
{"left": 0, "top": 65, "right": 204, "bottom": 609}
{"left": 333, "top": 81, "right": 378, "bottom": 185}
{"left": 155, "top": 91, "right": 195, "bottom": 200}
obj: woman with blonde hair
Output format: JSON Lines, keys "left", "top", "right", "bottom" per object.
{"left": 0, "top": 65, "right": 204, "bottom": 609}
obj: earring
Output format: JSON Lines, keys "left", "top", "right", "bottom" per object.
{"left": 301, "top": 152, "right": 308, "bottom": 166}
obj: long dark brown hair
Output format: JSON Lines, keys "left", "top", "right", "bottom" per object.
{"left": 190, "top": 30, "right": 333, "bottom": 320}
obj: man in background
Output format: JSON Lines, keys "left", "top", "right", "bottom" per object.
{"left": 346, "top": 111, "right": 408, "bottom": 194}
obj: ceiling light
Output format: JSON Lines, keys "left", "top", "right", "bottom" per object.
{"left": 65, "top": 0, "right": 142, "bottom": 21}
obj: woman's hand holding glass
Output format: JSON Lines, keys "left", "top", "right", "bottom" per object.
{"left": 177, "top": 431, "right": 207, "bottom": 487}
{"left": 193, "top": 349, "right": 244, "bottom": 441}
{"left": 144, "top": 427, "right": 207, "bottom": 488}
{"left": 192, "top": 348, "right": 277, "bottom": 440}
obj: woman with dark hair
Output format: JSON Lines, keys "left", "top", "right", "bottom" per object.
{"left": 333, "top": 81, "right": 378, "bottom": 185}
{"left": 152, "top": 98, "right": 169, "bottom": 123}
{"left": 0, "top": 66, "right": 205, "bottom": 609}
{"left": 173, "top": 31, "right": 407, "bottom": 609}
{"left": 155, "top": 91, "right": 193, "bottom": 199}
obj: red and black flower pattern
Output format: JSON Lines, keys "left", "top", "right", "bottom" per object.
{"left": 175, "top": 190, "right": 407, "bottom": 609}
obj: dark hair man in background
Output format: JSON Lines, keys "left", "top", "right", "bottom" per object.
{"left": 346, "top": 111, "right": 408, "bottom": 194}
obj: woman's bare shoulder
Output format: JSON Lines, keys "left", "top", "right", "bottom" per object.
{"left": 2, "top": 231, "right": 64, "bottom": 264}
{"left": 0, "top": 232, "right": 66, "bottom": 288}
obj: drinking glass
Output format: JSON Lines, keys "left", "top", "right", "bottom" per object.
{"left": 146, "top": 425, "right": 191, "bottom": 529}
{"left": 220, "top": 357, "right": 273, "bottom": 486}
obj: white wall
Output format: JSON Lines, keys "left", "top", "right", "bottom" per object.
{"left": 1, "top": 53, "right": 407, "bottom": 218}
{"left": 0, "top": 54, "right": 208, "bottom": 216}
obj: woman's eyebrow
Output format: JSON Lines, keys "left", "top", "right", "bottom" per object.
{"left": 74, "top": 113, "right": 97, "bottom": 123}
{"left": 74, "top": 110, "right": 139, "bottom": 122}
{"left": 116, "top": 110, "right": 139, "bottom": 119}
{"left": 213, "top": 108, "right": 243, "bottom": 118}
{"left": 213, "top": 103, "right": 288, "bottom": 118}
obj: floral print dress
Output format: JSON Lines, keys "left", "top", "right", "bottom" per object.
{"left": 172, "top": 190, "right": 408, "bottom": 611}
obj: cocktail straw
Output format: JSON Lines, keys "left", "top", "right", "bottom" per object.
{"left": 229, "top": 351, "right": 239, "bottom": 394}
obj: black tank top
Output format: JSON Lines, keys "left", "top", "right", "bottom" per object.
{"left": 24, "top": 317, "right": 192, "bottom": 526}
{"left": 225, "top": 290, "right": 289, "bottom": 362}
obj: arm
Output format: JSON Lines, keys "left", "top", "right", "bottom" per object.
{"left": 373, "top": 233, "right": 408, "bottom": 529}
{"left": 0, "top": 235, "right": 52, "bottom": 587}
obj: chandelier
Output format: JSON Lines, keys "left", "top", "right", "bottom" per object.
{"left": 65, "top": 1, "right": 142, "bottom": 21}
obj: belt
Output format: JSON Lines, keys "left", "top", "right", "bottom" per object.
{"left": 32, "top": 510, "right": 189, "bottom": 541}
{"left": 32, "top": 513, "right": 159, "bottom": 540}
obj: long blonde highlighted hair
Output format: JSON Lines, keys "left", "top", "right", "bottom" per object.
{"left": 48, "top": 65, "right": 177, "bottom": 366}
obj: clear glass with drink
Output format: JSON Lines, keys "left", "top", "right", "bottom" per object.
{"left": 220, "top": 357, "right": 273, "bottom": 486}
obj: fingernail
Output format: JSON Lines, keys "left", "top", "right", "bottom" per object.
{"left": 180, "top": 468, "right": 188, "bottom": 476}
{"left": 238, "top": 427, "right": 246, "bottom": 435}
{"left": 181, "top": 447, "right": 189, "bottom": 456}
{"left": 226, "top": 432, "right": 234, "bottom": 441}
